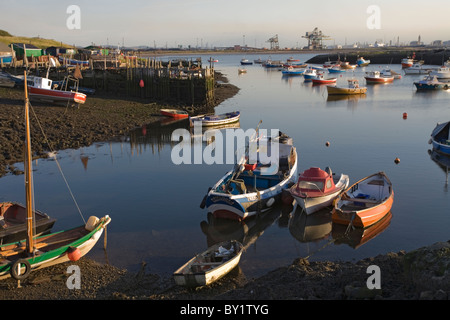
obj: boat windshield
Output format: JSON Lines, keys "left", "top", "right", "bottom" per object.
{"left": 297, "top": 180, "right": 324, "bottom": 191}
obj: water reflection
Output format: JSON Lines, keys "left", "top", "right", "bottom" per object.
{"left": 288, "top": 207, "right": 393, "bottom": 250}
{"left": 332, "top": 212, "right": 393, "bottom": 249}
{"left": 428, "top": 149, "right": 449, "bottom": 190}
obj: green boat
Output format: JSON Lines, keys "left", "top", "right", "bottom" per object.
{"left": 0, "top": 72, "right": 111, "bottom": 281}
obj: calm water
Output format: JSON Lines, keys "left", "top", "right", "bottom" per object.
{"left": 1, "top": 53, "right": 449, "bottom": 279}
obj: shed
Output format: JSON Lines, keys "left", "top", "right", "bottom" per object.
{"left": 11, "top": 43, "right": 43, "bottom": 58}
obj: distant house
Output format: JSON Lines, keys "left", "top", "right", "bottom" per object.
{"left": 10, "top": 43, "right": 43, "bottom": 58}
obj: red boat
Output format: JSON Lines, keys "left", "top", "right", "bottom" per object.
{"left": 364, "top": 71, "right": 394, "bottom": 84}
{"left": 27, "top": 76, "right": 86, "bottom": 105}
{"left": 311, "top": 74, "right": 337, "bottom": 85}
{"left": 160, "top": 109, "right": 189, "bottom": 119}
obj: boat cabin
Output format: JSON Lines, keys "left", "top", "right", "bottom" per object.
{"left": 28, "top": 76, "right": 53, "bottom": 90}
{"left": 348, "top": 79, "right": 360, "bottom": 88}
{"left": 294, "top": 167, "right": 335, "bottom": 197}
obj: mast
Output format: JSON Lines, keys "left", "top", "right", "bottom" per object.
{"left": 24, "top": 71, "right": 35, "bottom": 254}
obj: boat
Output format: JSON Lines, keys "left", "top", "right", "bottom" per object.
{"left": 326, "top": 79, "right": 367, "bottom": 95}
{"left": 173, "top": 239, "right": 244, "bottom": 287}
{"left": 328, "top": 66, "right": 345, "bottom": 73}
{"left": 287, "top": 57, "right": 300, "bottom": 62}
{"left": 429, "top": 67, "right": 450, "bottom": 80}
{"left": 364, "top": 71, "right": 394, "bottom": 83}
{"left": 339, "top": 61, "right": 356, "bottom": 70}
{"left": 208, "top": 58, "right": 218, "bottom": 63}
{"left": 27, "top": 75, "right": 87, "bottom": 106}
{"left": 160, "top": 109, "right": 189, "bottom": 119}
{"left": 189, "top": 111, "right": 240, "bottom": 127}
{"left": 282, "top": 63, "right": 307, "bottom": 69}
{"left": 289, "top": 167, "right": 349, "bottom": 215}
{"left": 311, "top": 74, "right": 337, "bottom": 85}
{"left": 238, "top": 68, "right": 247, "bottom": 74}
{"left": 0, "top": 202, "right": 56, "bottom": 244}
{"left": 403, "top": 63, "right": 434, "bottom": 75}
{"left": 303, "top": 67, "right": 318, "bottom": 80}
{"left": 331, "top": 172, "right": 394, "bottom": 228}
{"left": 0, "top": 72, "right": 111, "bottom": 281}
{"left": 380, "top": 68, "right": 402, "bottom": 79}
{"left": 401, "top": 57, "right": 414, "bottom": 68}
{"left": 429, "top": 121, "right": 450, "bottom": 156}
{"left": 0, "top": 71, "right": 16, "bottom": 88}
{"left": 263, "top": 60, "right": 283, "bottom": 68}
{"left": 414, "top": 75, "right": 448, "bottom": 90}
{"left": 254, "top": 58, "right": 264, "bottom": 64}
{"left": 323, "top": 60, "right": 340, "bottom": 68}
{"left": 240, "top": 59, "right": 253, "bottom": 65}
{"left": 282, "top": 67, "right": 304, "bottom": 76}
{"left": 203, "top": 129, "right": 298, "bottom": 221}
{"left": 356, "top": 57, "right": 370, "bottom": 67}
{"left": 58, "top": 56, "right": 89, "bottom": 67}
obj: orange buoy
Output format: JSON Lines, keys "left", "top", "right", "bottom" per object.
{"left": 394, "top": 157, "right": 400, "bottom": 164}
{"left": 139, "top": 79, "right": 144, "bottom": 88}
{"left": 67, "top": 246, "right": 81, "bottom": 261}
{"left": 403, "top": 112, "right": 407, "bottom": 119}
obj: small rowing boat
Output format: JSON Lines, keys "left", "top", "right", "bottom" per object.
{"left": 189, "top": 111, "right": 240, "bottom": 127}
{"left": 173, "top": 240, "right": 244, "bottom": 287}
{"left": 332, "top": 172, "right": 394, "bottom": 228}
{"left": 160, "top": 109, "right": 189, "bottom": 119}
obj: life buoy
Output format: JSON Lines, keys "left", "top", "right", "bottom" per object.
{"left": 10, "top": 259, "right": 31, "bottom": 281}
{"left": 444, "top": 85, "right": 448, "bottom": 90}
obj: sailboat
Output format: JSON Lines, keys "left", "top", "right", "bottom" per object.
{"left": 0, "top": 72, "right": 111, "bottom": 281}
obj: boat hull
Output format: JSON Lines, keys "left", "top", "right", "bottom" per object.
{"left": 430, "top": 121, "right": 450, "bottom": 156}
{"left": 160, "top": 109, "right": 189, "bottom": 119}
{"left": 190, "top": 112, "right": 240, "bottom": 127}
{"left": 364, "top": 77, "right": 394, "bottom": 83}
{"left": 326, "top": 86, "right": 367, "bottom": 95}
{"left": 28, "top": 87, "right": 86, "bottom": 104}
{"left": 332, "top": 172, "right": 393, "bottom": 228}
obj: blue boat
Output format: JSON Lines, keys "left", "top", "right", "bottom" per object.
{"left": 430, "top": 121, "right": 450, "bottom": 156}
{"left": 202, "top": 131, "right": 298, "bottom": 221}
{"left": 328, "top": 66, "right": 345, "bottom": 73}
{"left": 282, "top": 67, "right": 304, "bottom": 76}
{"left": 414, "top": 75, "right": 448, "bottom": 91}
{"left": 303, "top": 68, "right": 318, "bottom": 80}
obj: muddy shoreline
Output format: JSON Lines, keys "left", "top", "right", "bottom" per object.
{"left": 1, "top": 68, "right": 450, "bottom": 302}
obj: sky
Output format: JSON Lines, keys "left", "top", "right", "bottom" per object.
{"left": 2, "top": 0, "right": 450, "bottom": 48}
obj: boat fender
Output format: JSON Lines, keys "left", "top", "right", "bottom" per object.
{"left": 67, "top": 246, "right": 82, "bottom": 261}
{"left": 267, "top": 198, "right": 275, "bottom": 207}
{"left": 444, "top": 85, "right": 449, "bottom": 90}
{"left": 85, "top": 216, "right": 100, "bottom": 231}
{"left": 10, "top": 259, "right": 31, "bottom": 281}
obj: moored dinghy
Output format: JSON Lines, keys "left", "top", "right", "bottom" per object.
{"left": 173, "top": 239, "right": 244, "bottom": 287}
{"left": 429, "top": 121, "right": 450, "bottom": 156}
{"left": 332, "top": 172, "right": 394, "bottom": 228}
{"left": 189, "top": 111, "right": 240, "bottom": 127}
{"left": 290, "top": 167, "right": 349, "bottom": 215}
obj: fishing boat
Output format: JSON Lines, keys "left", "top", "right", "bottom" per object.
{"left": 429, "top": 121, "right": 450, "bottom": 156}
{"left": 173, "top": 239, "right": 244, "bottom": 287}
{"left": 0, "top": 72, "right": 111, "bottom": 281}
{"left": 0, "top": 202, "right": 56, "bottom": 244}
{"left": 414, "top": 75, "right": 448, "bottom": 91}
{"left": 326, "top": 79, "right": 367, "bottom": 95}
{"left": 254, "top": 58, "right": 264, "bottom": 64}
{"left": 282, "top": 63, "right": 307, "bottom": 69}
{"left": 356, "top": 57, "right": 370, "bottom": 67}
{"left": 401, "top": 57, "right": 414, "bottom": 68}
{"left": 323, "top": 60, "right": 340, "bottom": 68}
{"left": 240, "top": 58, "right": 253, "bottom": 65}
{"left": 429, "top": 67, "right": 450, "bottom": 80}
{"left": 287, "top": 57, "right": 300, "bottom": 62}
{"left": 332, "top": 172, "right": 394, "bottom": 228}
{"left": 160, "top": 109, "right": 189, "bottom": 119}
{"left": 303, "top": 67, "right": 318, "bottom": 80}
{"left": 290, "top": 167, "right": 349, "bottom": 215}
{"left": 364, "top": 71, "right": 394, "bottom": 83}
{"left": 403, "top": 63, "right": 433, "bottom": 75}
{"left": 339, "top": 61, "right": 356, "bottom": 70}
{"left": 27, "top": 75, "right": 87, "bottom": 106}
{"left": 189, "top": 111, "right": 240, "bottom": 127}
{"left": 328, "top": 66, "right": 345, "bottom": 73}
{"left": 311, "top": 74, "right": 337, "bottom": 85}
{"left": 282, "top": 67, "right": 304, "bottom": 76}
{"left": 203, "top": 128, "right": 298, "bottom": 221}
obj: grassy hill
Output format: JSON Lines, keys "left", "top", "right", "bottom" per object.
{"left": 0, "top": 30, "right": 73, "bottom": 49}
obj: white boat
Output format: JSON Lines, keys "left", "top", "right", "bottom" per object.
{"left": 403, "top": 63, "right": 434, "bottom": 75}
{"left": 401, "top": 57, "right": 414, "bottom": 68}
{"left": 173, "top": 240, "right": 244, "bottom": 287}
{"left": 357, "top": 57, "right": 370, "bottom": 67}
{"left": 364, "top": 71, "right": 394, "bottom": 83}
{"left": 430, "top": 67, "right": 450, "bottom": 80}
{"left": 189, "top": 111, "right": 240, "bottom": 127}
{"left": 380, "top": 68, "right": 402, "bottom": 79}
{"left": 290, "top": 167, "right": 349, "bottom": 215}
{"left": 303, "top": 67, "right": 318, "bottom": 80}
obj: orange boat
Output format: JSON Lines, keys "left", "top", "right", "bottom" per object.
{"left": 160, "top": 109, "right": 189, "bottom": 119}
{"left": 331, "top": 172, "right": 394, "bottom": 228}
